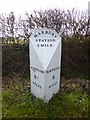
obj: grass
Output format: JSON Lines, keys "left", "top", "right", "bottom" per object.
{"left": 0, "top": 91, "right": 2, "bottom": 119}
{"left": 2, "top": 76, "right": 89, "bottom": 119}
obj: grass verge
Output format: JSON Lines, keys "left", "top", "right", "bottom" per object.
{"left": 2, "top": 75, "right": 89, "bottom": 119}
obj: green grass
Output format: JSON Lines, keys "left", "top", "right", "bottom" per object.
{"left": 2, "top": 78, "right": 89, "bottom": 119}
{"left": 0, "top": 91, "right": 2, "bottom": 119}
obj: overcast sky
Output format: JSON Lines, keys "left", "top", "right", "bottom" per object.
{"left": 0, "top": 0, "right": 89, "bottom": 16}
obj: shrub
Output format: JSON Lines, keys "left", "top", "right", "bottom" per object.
{"left": 2, "top": 35, "right": 89, "bottom": 79}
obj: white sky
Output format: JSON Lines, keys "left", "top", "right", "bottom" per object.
{"left": 0, "top": 0, "right": 89, "bottom": 16}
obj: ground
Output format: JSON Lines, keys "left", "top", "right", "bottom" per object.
{"left": 2, "top": 73, "right": 90, "bottom": 119}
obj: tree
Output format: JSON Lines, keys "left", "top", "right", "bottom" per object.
{"left": 6, "top": 12, "right": 15, "bottom": 43}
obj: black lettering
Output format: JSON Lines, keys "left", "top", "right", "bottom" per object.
{"left": 44, "top": 39, "right": 47, "bottom": 42}
{"left": 49, "top": 82, "right": 57, "bottom": 88}
{"left": 33, "top": 82, "right": 37, "bottom": 86}
{"left": 41, "top": 71, "right": 44, "bottom": 74}
{"left": 34, "top": 34, "right": 38, "bottom": 38}
{"left": 53, "top": 68, "right": 55, "bottom": 71}
{"left": 42, "top": 39, "right": 44, "bottom": 42}
{"left": 49, "top": 31, "right": 51, "bottom": 34}
{"left": 38, "top": 32, "right": 41, "bottom": 35}
{"left": 53, "top": 39, "right": 56, "bottom": 42}
{"left": 52, "top": 75, "right": 55, "bottom": 80}
{"left": 51, "top": 68, "right": 54, "bottom": 71}
{"left": 41, "top": 31, "right": 44, "bottom": 34}
{"left": 39, "top": 39, "right": 41, "bottom": 42}
{"left": 31, "top": 67, "right": 44, "bottom": 74}
{"left": 41, "top": 44, "right": 44, "bottom": 47}
{"left": 33, "top": 82, "right": 42, "bottom": 89}
{"left": 40, "top": 70, "right": 44, "bottom": 74}
{"left": 52, "top": 33, "right": 54, "bottom": 36}
{"left": 40, "top": 86, "right": 42, "bottom": 89}
{"left": 46, "top": 71, "right": 49, "bottom": 73}
{"left": 44, "top": 44, "right": 46, "bottom": 47}
{"left": 37, "top": 44, "right": 39, "bottom": 47}
{"left": 47, "top": 44, "right": 49, "bottom": 47}
{"left": 36, "top": 39, "right": 38, "bottom": 42}
{"left": 45, "top": 31, "right": 48, "bottom": 34}
{"left": 50, "top": 44, "right": 52, "bottom": 47}
{"left": 54, "top": 35, "right": 57, "bottom": 38}
{"left": 34, "top": 75, "right": 37, "bottom": 79}
{"left": 49, "top": 69, "right": 52, "bottom": 73}
{"left": 46, "top": 67, "right": 60, "bottom": 74}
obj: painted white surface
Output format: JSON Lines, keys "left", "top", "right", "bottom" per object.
{"left": 29, "top": 28, "right": 61, "bottom": 102}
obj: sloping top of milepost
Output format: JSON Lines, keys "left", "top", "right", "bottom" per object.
{"left": 30, "top": 28, "right": 61, "bottom": 70}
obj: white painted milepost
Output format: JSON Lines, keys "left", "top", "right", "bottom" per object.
{"left": 29, "top": 28, "right": 62, "bottom": 102}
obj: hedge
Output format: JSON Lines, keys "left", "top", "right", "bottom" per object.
{"left": 2, "top": 35, "right": 89, "bottom": 79}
